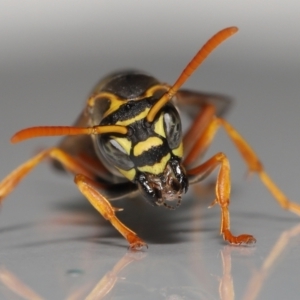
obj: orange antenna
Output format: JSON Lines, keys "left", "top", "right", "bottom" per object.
{"left": 147, "top": 26, "right": 238, "bottom": 123}
{"left": 11, "top": 125, "right": 128, "bottom": 143}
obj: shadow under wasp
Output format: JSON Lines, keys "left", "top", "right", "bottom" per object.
{"left": 0, "top": 27, "right": 299, "bottom": 249}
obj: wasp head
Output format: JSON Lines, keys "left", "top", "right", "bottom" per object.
{"left": 97, "top": 96, "right": 189, "bottom": 209}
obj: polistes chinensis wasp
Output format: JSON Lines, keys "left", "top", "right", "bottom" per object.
{"left": 1, "top": 27, "right": 299, "bottom": 249}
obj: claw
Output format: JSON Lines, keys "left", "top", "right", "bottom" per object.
{"left": 128, "top": 241, "right": 148, "bottom": 251}
{"left": 234, "top": 234, "right": 257, "bottom": 245}
{"left": 126, "top": 233, "right": 148, "bottom": 251}
{"left": 223, "top": 230, "right": 256, "bottom": 246}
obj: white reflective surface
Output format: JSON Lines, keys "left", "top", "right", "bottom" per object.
{"left": 0, "top": 1, "right": 300, "bottom": 299}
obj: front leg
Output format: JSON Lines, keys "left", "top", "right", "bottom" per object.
{"left": 75, "top": 174, "right": 147, "bottom": 250}
{"left": 188, "top": 152, "right": 256, "bottom": 245}
{"left": 0, "top": 147, "right": 97, "bottom": 202}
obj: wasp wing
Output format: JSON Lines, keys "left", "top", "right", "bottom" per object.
{"left": 174, "top": 90, "right": 232, "bottom": 169}
{"left": 175, "top": 89, "right": 232, "bottom": 119}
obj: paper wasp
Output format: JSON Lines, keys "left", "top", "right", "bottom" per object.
{"left": 0, "top": 27, "right": 299, "bottom": 249}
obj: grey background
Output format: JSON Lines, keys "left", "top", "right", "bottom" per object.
{"left": 0, "top": 1, "right": 300, "bottom": 299}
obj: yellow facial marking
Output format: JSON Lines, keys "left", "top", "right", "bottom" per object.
{"left": 133, "top": 137, "right": 163, "bottom": 157}
{"left": 144, "top": 84, "right": 170, "bottom": 97}
{"left": 87, "top": 92, "right": 116, "bottom": 108}
{"left": 116, "top": 107, "right": 150, "bottom": 127}
{"left": 172, "top": 142, "right": 183, "bottom": 158}
{"left": 88, "top": 85, "right": 170, "bottom": 120}
{"left": 138, "top": 153, "right": 171, "bottom": 175}
{"left": 117, "top": 168, "right": 136, "bottom": 181}
{"left": 153, "top": 114, "right": 166, "bottom": 138}
{"left": 112, "top": 136, "right": 132, "bottom": 155}
{"left": 88, "top": 92, "right": 125, "bottom": 119}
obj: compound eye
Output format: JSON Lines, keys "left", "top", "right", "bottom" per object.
{"left": 99, "top": 136, "right": 134, "bottom": 170}
{"left": 163, "top": 107, "right": 182, "bottom": 149}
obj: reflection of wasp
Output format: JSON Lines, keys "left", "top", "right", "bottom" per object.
{"left": 0, "top": 27, "right": 299, "bottom": 249}
{"left": 0, "top": 252, "right": 146, "bottom": 299}
{"left": 2, "top": 227, "right": 300, "bottom": 299}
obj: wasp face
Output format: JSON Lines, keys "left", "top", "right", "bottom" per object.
{"left": 97, "top": 84, "right": 188, "bottom": 208}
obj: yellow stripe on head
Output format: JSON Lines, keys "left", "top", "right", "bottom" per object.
{"left": 138, "top": 153, "right": 171, "bottom": 175}
{"left": 111, "top": 136, "right": 132, "bottom": 155}
{"left": 153, "top": 114, "right": 166, "bottom": 138}
{"left": 143, "top": 84, "right": 169, "bottom": 97}
{"left": 97, "top": 93, "right": 126, "bottom": 119}
{"left": 116, "top": 107, "right": 150, "bottom": 127}
{"left": 116, "top": 167, "right": 136, "bottom": 181}
{"left": 133, "top": 137, "right": 163, "bottom": 157}
{"left": 172, "top": 142, "right": 183, "bottom": 158}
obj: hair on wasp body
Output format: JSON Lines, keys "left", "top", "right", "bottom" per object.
{"left": 1, "top": 27, "right": 300, "bottom": 250}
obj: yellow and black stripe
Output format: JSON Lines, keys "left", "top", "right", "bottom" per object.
{"left": 97, "top": 81, "right": 183, "bottom": 182}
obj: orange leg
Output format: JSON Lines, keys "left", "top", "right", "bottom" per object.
{"left": 0, "top": 148, "right": 146, "bottom": 249}
{"left": 75, "top": 174, "right": 147, "bottom": 249}
{"left": 0, "top": 147, "right": 97, "bottom": 202}
{"left": 185, "top": 117, "right": 300, "bottom": 216}
{"left": 188, "top": 153, "right": 256, "bottom": 245}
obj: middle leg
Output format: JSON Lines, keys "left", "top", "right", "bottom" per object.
{"left": 184, "top": 117, "right": 300, "bottom": 216}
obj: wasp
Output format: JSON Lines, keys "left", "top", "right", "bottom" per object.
{"left": 0, "top": 27, "right": 299, "bottom": 249}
